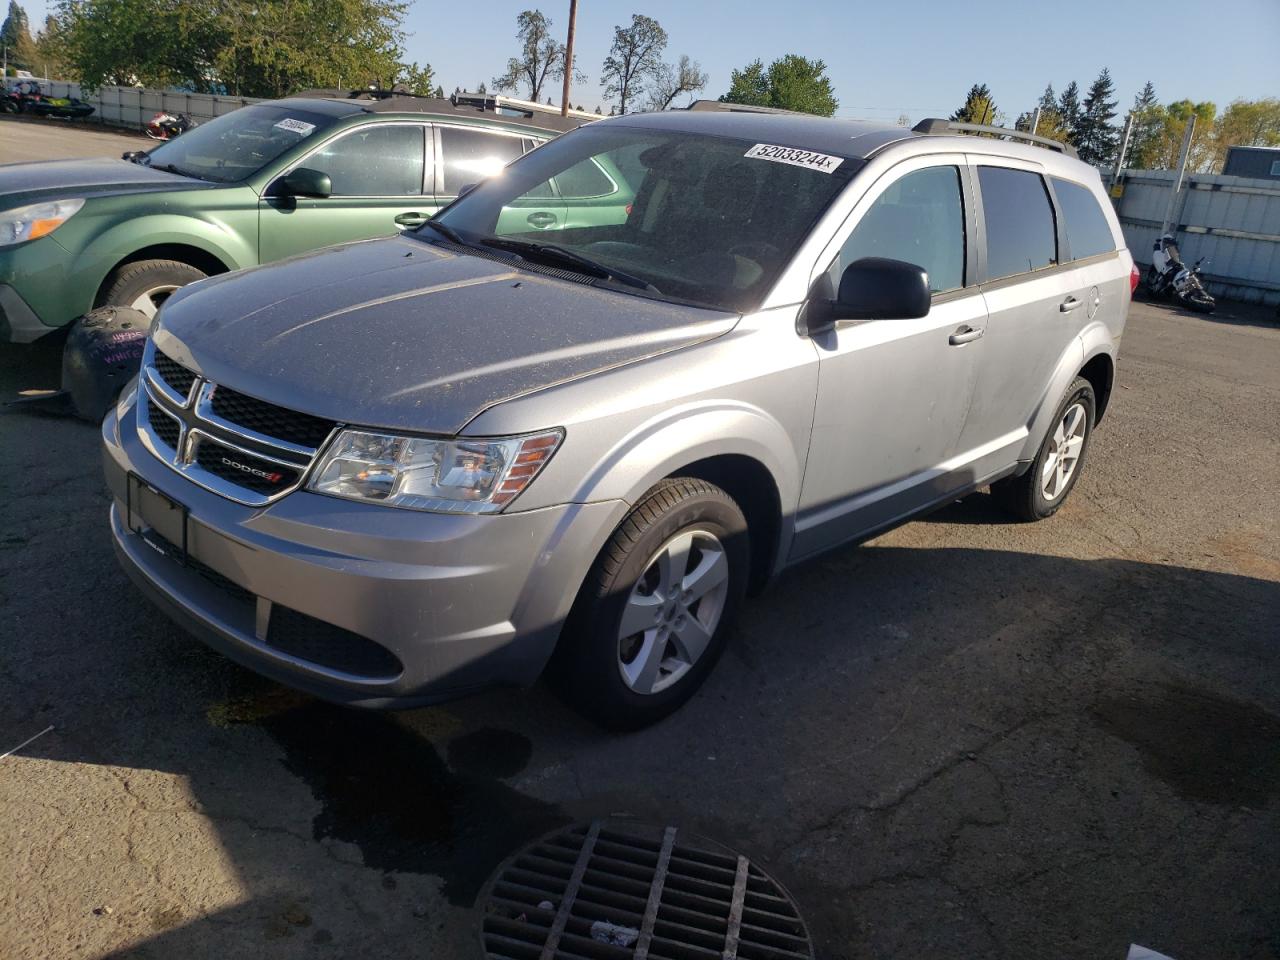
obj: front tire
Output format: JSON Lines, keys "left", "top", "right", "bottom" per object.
{"left": 101, "top": 259, "right": 207, "bottom": 319}
{"left": 994, "top": 376, "right": 1095, "bottom": 522}
{"left": 551, "top": 478, "right": 749, "bottom": 730}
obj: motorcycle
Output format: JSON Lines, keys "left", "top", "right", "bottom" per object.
{"left": 1144, "top": 233, "right": 1216, "bottom": 314}
{"left": 144, "top": 111, "right": 198, "bottom": 141}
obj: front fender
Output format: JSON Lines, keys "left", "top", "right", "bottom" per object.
{"left": 70, "top": 214, "right": 257, "bottom": 315}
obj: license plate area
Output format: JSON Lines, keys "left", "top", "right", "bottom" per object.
{"left": 126, "top": 472, "right": 188, "bottom": 563}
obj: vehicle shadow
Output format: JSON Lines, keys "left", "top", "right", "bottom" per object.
{"left": 8, "top": 525, "right": 1280, "bottom": 959}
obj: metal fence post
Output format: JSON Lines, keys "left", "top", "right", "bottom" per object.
{"left": 1030, "top": 107, "right": 1041, "bottom": 136}
{"left": 1109, "top": 112, "right": 1134, "bottom": 205}
{"left": 1159, "top": 114, "right": 1197, "bottom": 237}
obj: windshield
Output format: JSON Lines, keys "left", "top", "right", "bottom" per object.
{"left": 143, "top": 104, "right": 339, "bottom": 184}
{"left": 426, "top": 123, "right": 861, "bottom": 313}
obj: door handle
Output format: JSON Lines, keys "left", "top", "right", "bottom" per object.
{"left": 948, "top": 325, "right": 985, "bottom": 346}
{"left": 1060, "top": 296, "right": 1083, "bottom": 312}
{"left": 394, "top": 212, "right": 427, "bottom": 227}
{"left": 527, "top": 211, "right": 558, "bottom": 229}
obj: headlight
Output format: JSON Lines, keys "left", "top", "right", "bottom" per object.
{"left": 308, "top": 428, "right": 563, "bottom": 514}
{"left": 0, "top": 199, "right": 85, "bottom": 247}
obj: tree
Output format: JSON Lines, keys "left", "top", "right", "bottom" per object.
{"left": 1127, "top": 81, "right": 1162, "bottom": 169}
{"left": 950, "top": 83, "right": 996, "bottom": 125}
{"left": 395, "top": 61, "right": 434, "bottom": 96}
{"left": 493, "top": 9, "right": 576, "bottom": 103}
{"left": 719, "top": 54, "right": 837, "bottom": 116}
{"left": 645, "top": 54, "right": 707, "bottom": 111}
{"left": 433, "top": 84, "right": 444, "bottom": 98}
{"left": 1212, "top": 98, "right": 1280, "bottom": 170}
{"left": 1057, "top": 81, "right": 1082, "bottom": 141}
{"left": 1075, "top": 67, "right": 1119, "bottom": 166}
{"left": 1, "top": 0, "right": 36, "bottom": 70}
{"left": 1144, "top": 100, "right": 1218, "bottom": 172}
{"left": 600, "top": 13, "right": 667, "bottom": 114}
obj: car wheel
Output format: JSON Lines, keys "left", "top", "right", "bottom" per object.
{"left": 102, "top": 259, "right": 207, "bottom": 319}
{"left": 994, "top": 376, "right": 1095, "bottom": 522}
{"left": 551, "top": 477, "right": 749, "bottom": 730}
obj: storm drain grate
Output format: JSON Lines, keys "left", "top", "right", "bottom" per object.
{"left": 480, "top": 819, "right": 814, "bottom": 960}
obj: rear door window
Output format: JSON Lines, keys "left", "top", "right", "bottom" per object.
{"left": 1051, "top": 177, "right": 1116, "bottom": 260}
{"left": 438, "top": 127, "right": 524, "bottom": 195}
{"left": 978, "top": 166, "right": 1057, "bottom": 280}
{"left": 834, "top": 165, "right": 966, "bottom": 293}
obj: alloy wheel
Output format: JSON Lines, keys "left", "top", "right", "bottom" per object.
{"left": 1040, "top": 401, "right": 1087, "bottom": 501}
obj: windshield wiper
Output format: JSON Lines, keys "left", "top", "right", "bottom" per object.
{"left": 478, "top": 236, "right": 659, "bottom": 293}
{"left": 148, "top": 162, "right": 206, "bottom": 181}
{"left": 418, "top": 219, "right": 467, "bottom": 245}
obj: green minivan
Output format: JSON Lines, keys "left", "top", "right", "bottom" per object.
{"left": 0, "top": 93, "right": 629, "bottom": 343}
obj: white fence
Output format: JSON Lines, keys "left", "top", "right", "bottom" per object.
{"left": 37, "top": 81, "right": 260, "bottom": 130}
{"left": 1104, "top": 168, "right": 1280, "bottom": 307}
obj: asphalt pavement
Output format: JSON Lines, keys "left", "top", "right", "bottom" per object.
{"left": 1, "top": 120, "right": 1279, "bottom": 960}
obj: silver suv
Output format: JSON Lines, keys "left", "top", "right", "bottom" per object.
{"left": 103, "top": 107, "right": 1134, "bottom": 728}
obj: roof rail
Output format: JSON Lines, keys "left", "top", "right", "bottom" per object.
{"left": 451, "top": 91, "right": 600, "bottom": 122}
{"left": 687, "top": 99, "right": 804, "bottom": 116}
{"left": 912, "top": 118, "right": 1079, "bottom": 159}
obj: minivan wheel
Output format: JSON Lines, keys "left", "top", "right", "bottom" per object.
{"left": 994, "top": 376, "right": 1096, "bottom": 522}
{"left": 551, "top": 478, "right": 749, "bottom": 730}
{"left": 102, "top": 259, "right": 207, "bottom": 319}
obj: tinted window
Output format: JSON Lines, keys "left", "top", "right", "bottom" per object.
{"left": 978, "top": 166, "right": 1057, "bottom": 279}
{"left": 555, "top": 159, "right": 616, "bottom": 198}
{"left": 835, "top": 166, "right": 965, "bottom": 293}
{"left": 439, "top": 127, "right": 523, "bottom": 194}
{"left": 306, "top": 125, "right": 424, "bottom": 196}
{"left": 1052, "top": 177, "right": 1115, "bottom": 259}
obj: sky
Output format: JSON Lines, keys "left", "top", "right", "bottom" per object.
{"left": 17, "top": 0, "right": 1280, "bottom": 121}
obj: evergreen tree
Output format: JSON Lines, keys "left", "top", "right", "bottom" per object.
{"left": 1076, "top": 67, "right": 1119, "bottom": 165}
{"left": 1058, "top": 81, "right": 1082, "bottom": 141}
{"left": 1038, "top": 83, "right": 1056, "bottom": 113}
{"left": 1, "top": 0, "right": 36, "bottom": 70}
{"left": 951, "top": 83, "right": 996, "bottom": 124}
{"left": 1128, "top": 81, "right": 1162, "bottom": 169}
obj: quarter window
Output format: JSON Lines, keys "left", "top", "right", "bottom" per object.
{"left": 1051, "top": 177, "right": 1115, "bottom": 260}
{"left": 834, "top": 165, "right": 966, "bottom": 293}
{"left": 438, "top": 127, "right": 524, "bottom": 195}
{"left": 555, "top": 159, "right": 617, "bottom": 199}
{"left": 977, "top": 166, "right": 1057, "bottom": 279}
{"left": 305, "top": 125, "right": 424, "bottom": 197}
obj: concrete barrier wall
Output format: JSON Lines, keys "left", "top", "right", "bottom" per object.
{"left": 1105, "top": 168, "right": 1280, "bottom": 307}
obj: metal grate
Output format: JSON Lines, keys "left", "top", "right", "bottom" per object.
{"left": 267, "top": 606, "right": 403, "bottom": 679}
{"left": 209, "top": 384, "right": 337, "bottom": 449}
{"left": 480, "top": 820, "right": 813, "bottom": 960}
{"left": 153, "top": 348, "right": 197, "bottom": 398}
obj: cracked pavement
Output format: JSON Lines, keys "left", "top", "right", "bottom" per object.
{"left": 1, "top": 269, "right": 1278, "bottom": 960}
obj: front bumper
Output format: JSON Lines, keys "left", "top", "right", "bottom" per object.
{"left": 0, "top": 236, "right": 83, "bottom": 342}
{"left": 103, "top": 390, "right": 625, "bottom": 707}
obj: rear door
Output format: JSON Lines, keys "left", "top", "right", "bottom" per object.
{"left": 259, "top": 122, "right": 432, "bottom": 263}
{"left": 1048, "top": 174, "right": 1129, "bottom": 336}
{"left": 957, "top": 159, "right": 1082, "bottom": 462}
{"left": 433, "top": 124, "right": 566, "bottom": 234}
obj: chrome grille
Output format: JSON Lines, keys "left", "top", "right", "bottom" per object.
{"left": 137, "top": 340, "right": 336, "bottom": 506}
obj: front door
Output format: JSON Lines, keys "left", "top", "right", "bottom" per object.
{"left": 792, "top": 159, "right": 987, "bottom": 560}
{"left": 259, "top": 123, "right": 434, "bottom": 263}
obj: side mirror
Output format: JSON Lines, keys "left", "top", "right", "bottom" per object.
{"left": 832, "top": 257, "right": 931, "bottom": 322}
{"left": 279, "top": 167, "right": 332, "bottom": 199}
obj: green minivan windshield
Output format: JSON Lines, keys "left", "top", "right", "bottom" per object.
{"left": 143, "top": 104, "right": 339, "bottom": 184}
{"left": 426, "top": 124, "right": 861, "bottom": 313}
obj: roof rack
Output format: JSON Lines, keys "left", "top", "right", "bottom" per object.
{"left": 450, "top": 91, "right": 600, "bottom": 122}
{"left": 912, "top": 118, "right": 1079, "bottom": 159}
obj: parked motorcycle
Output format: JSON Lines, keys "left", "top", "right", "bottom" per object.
{"left": 144, "top": 111, "right": 198, "bottom": 141}
{"left": 1145, "top": 233, "right": 1216, "bottom": 314}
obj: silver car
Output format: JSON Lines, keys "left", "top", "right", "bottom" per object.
{"left": 103, "top": 108, "right": 1134, "bottom": 728}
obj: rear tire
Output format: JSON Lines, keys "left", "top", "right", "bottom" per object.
{"left": 550, "top": 478, "right": 749, "bottom": 730}
{"left": 101, "top": 259, "right": 206, "bottom": 319}
{"left": 993, "top": 376, "right": 1095, "bottom": 522}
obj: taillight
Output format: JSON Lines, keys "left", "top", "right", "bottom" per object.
{"left": 1130, "top": 264, "right": 1140, "bottom": 294}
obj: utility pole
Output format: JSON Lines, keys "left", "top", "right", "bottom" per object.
{"left": 1159, "top": 114, "right": 1197, "bottom": 237}
{"left": 560, "top": 0, "right": 578, "bottom": 117}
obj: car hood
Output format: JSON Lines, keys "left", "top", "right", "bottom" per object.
{"left": 0, "top": 157, "right": 208, "bottom": 208}
{"left": 153, "top": 235, "right": 738, "bottom": 436}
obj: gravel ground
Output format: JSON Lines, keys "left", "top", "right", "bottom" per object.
{"left": 1, "top": 124, "right": 1278, "bottom": 960}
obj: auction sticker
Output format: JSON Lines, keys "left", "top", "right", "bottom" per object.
{"left": 744, "top": 143, "right": 843, "bottom": 173}
{"left": 274, "top": 118, "right": 316, "bottom": 137}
